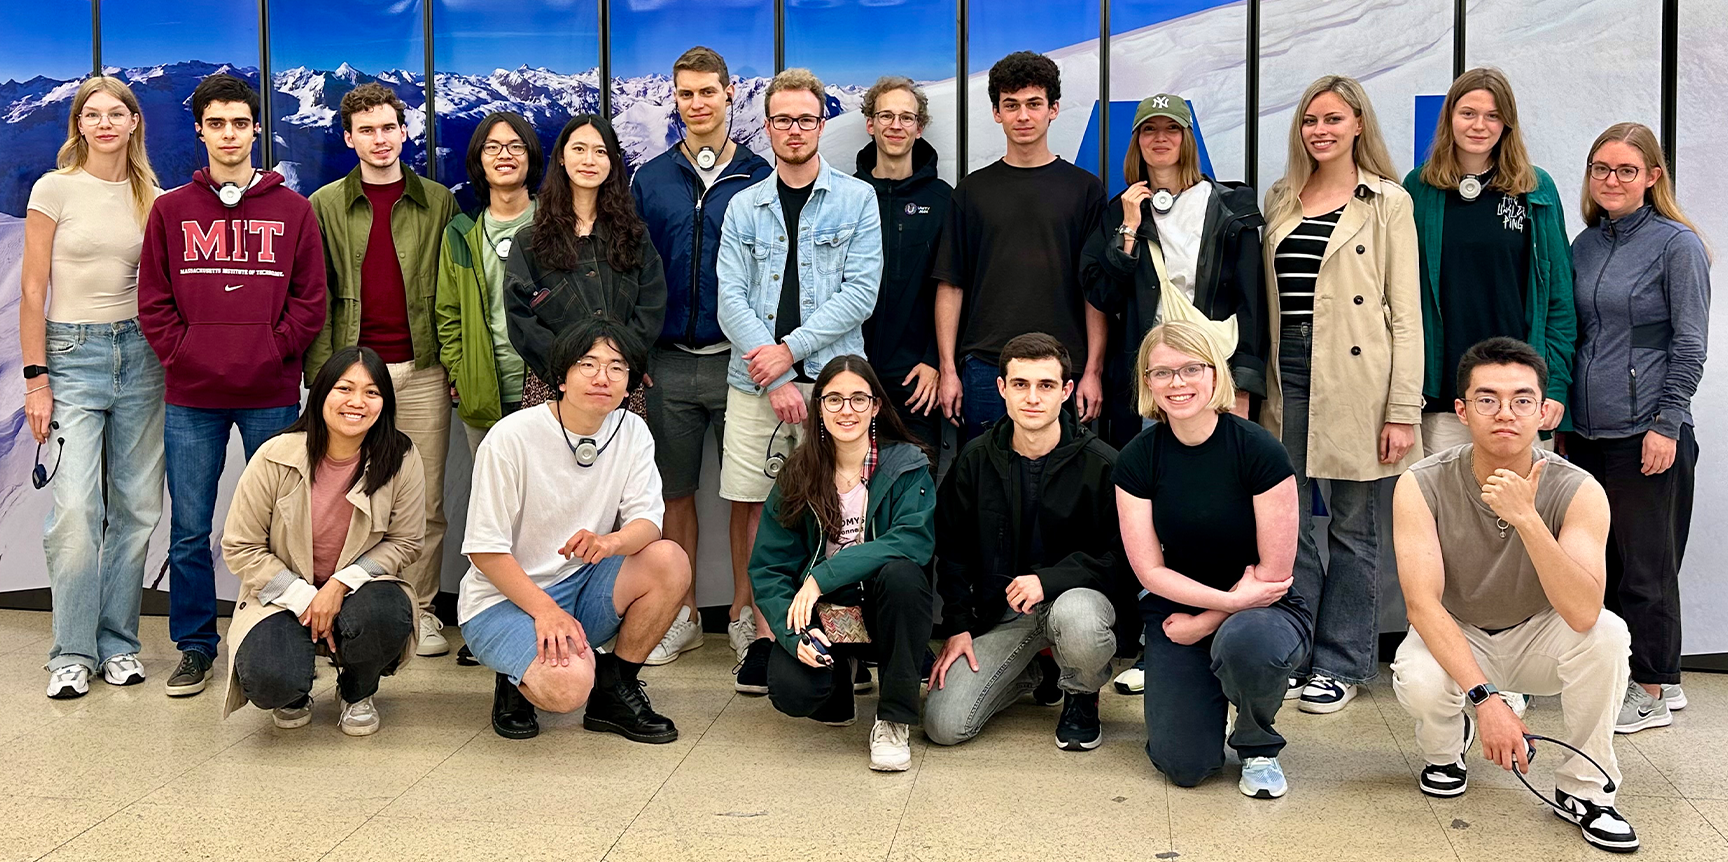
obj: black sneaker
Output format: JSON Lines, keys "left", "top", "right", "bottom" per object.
{"left": 1032, "top": 652, "right": 1062, "bottom": 706}
{"left": 455, "top": 644, "right": 479, "bottom": 667}
{"left": 1055, "top": 691, "right": 1103, "bottom": 751}
{"left": 583, "top": 653, "right": 678, "bottom": 744}
{"left": 491, "top": 673, "right": 539, "bottom": 739}
{"left": 1554, "top": 789, "right": 1639, "bottom": 853}
{"left": 734, "top": 637, "right": 771, "bottom": 695}
{"left": 165, "top": 650, "right": 213, "bottom": 697}
{"left": 1418, "top": 712, "right": 1474, "bottom": 798}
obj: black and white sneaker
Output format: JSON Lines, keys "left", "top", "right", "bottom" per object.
{"left": 1554, "top": 789, "right": 1639, "bottom": 853}
{"left": 1032, "top": 652, "right": 1062, "bottom": 706}
{"left": 165, "top": 650, "right": 213, "bottom": 697}
{"left": 1418, "top": 711, "right": 1475, "bottom": 797}
{"left": 734, "top": 638, "right": 771, "bottom": 695}
{"left": 1284, "top": 676, "right": 1306, "bottom": 701}
{"left": 1297, "top": 674, "right": 1357, "bottom": 714}
{"left": 1055, "top": 691, "right": 1103, "bottom": 751}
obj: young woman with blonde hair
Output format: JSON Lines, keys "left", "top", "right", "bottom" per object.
{"left": 1567, "top": 121, "right": 1711, "bottom": 734}
{"left": 1261, "top": 75, "right": 1421, "bottom": 715}
{"left": 21, "top": 77, "right": 165, "bottom": 699}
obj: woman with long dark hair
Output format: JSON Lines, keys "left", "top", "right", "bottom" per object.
{"left": 505, "top": 114, "right": 666, "bottom": 409}
{"left": 219, "top": 346, "right": 426, "bottom": 736}
{"left": 748, "top": 355, "right": 936, "bottom": 772}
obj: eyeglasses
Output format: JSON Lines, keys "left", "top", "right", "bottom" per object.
{"left": 482, "top": 141, "right": 528, "bottom": 157}
{"left": 574, "top": 359, "right": 630, "bottom": 381}
{"left": 1469, "top": 395, "right": 1541, "bottom": 417}
{"left": 1588, "top": 162, "right": 1643, "bottom": 183}
{"left": 820, "top": 393, "right": 877, "bottom": 413}
{"left": 1145, "top": 362, "right": 1214, "bottom": 384}
{"left": 871, "top": 111, "right": 920, "bottom": 128}
{"left": 78, "top": 110, "right": 132, "bottom": 127}
{"left": 769, "top": 115, "right": 822, "bottom": 131}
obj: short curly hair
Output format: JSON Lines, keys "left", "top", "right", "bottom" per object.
{"left": 340, "top": 82, "right": 407, "bottom": 131}
{"left": 764, "top": 67, "right": 827, "bottom": 117}
{"left": 988, "top": 51, "right": 1061, "bottom": 108}
{"left": 861, "top": 76, "right": 930, "bottom": 128}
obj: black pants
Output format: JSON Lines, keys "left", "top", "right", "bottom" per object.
{"left": 1567, "top": 426, "right": 1697, "bottom": 685}
{"left": 234, "top": 581, "right": 415, "bottom": 708}
{"left": 1142, "top": 605, "right": 1309, "bottom": 787}
{"left": 879, "top": 371, "right": 947, "bottom": 468}
{"left": 767, "top": 559, "right": 932, "bottom": 725}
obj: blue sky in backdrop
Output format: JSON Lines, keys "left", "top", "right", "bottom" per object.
{"left": 100, "top": 0, "right": 258, "bottom": 69}
{"left": 610, "top": 0, "right": 774, "bottom": 81}
{"left": 268, "top": 0, "right": 425, "bottom": 73}
{"left": 434, "top": 0, "right": 598, "bottom": 75}
{"left": 0, "top": 4, "right": 93, "bottom": 82}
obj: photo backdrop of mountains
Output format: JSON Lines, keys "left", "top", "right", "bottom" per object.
{"left": 0, "top": 59, "right": 866, "bottom": 214}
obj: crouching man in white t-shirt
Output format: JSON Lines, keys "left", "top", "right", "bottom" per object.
{"left": 458, "top": 317, "right": 691, "bottom": 742}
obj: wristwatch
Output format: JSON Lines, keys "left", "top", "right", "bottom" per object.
{"left": 1466, "top": 682, "right": 1500, "bottom": 706}
{"left": 22, "top": 364, "right": 48, "bottom": 380}
{"left": 1114, "top": 224, "right": 1137, "bottom": 237}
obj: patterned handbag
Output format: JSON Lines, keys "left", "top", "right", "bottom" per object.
{"left": 815, "top": 602, "right": 871, "bottom": 644}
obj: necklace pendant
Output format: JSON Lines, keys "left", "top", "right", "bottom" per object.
{"left": 1496, "top": 518, "right": 1509, "bottom": 539}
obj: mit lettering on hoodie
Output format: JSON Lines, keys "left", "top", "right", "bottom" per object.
{"left": 138, "top": 168, "right": 327, "bottom": 410}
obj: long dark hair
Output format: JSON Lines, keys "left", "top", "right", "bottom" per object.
{"left": 465, "top": 111, "right": 544, "bottom": 209}
{"left": 280, "top": 346, "right": 413, "bottom": 496}
{"left": 532, "top": 114, "right": 644, "bottom": 272}
{"left": 776, "top": 356, "right": 928, "bottom": 540}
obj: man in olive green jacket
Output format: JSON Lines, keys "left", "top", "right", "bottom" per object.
{"left": 307, "top": 82, "right": 459, "bottom": 657}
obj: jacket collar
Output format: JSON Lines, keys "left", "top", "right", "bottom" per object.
{"left": 339, "top": 164, "right": 432, "bottom": 209}
{"left": 1602, "top": 204, "right": 1655, "bottom": 239}
{"left": 980, "top": 409, "right": 1092, "bottom": 474}
{"left": 854, "top": 138, "right": 940, "bottom": 191}
{"left": 263, "top": 431, "right": 378, "bottom": 512}
{"left": 1353, "top": 165, "right": 1388, "bottom": 198}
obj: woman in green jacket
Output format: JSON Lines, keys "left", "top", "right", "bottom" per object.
{"left": 748, "top": 355, "right": 936, "bottom": 773}
{"left": 1404, "top": 67, "right": 1576, "bottom": 451}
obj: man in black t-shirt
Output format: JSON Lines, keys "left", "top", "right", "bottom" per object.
{"left": 927, "top": 333, "right": 1129, "bottom": 752}
{"left": 933, "top": 52, "right": 1107, "bottom": 445}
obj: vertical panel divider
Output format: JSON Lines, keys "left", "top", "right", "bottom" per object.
{"left": 774, "top": 0, "right": 785, "bottom": 73}
{"left": 599, "top": 0, "right": 611, "bottom": 118}
{"left": 92, "top": 1, "right": 102, "bottom": 76}
{"left": 1245, "top": 0, "right": 1259, "bottom": 189}
{"left": 1098, "top": 0, "right": 1109, "bottom": 181}
{"left": 423, "top": 0, "right": 437, "bottom": 181}
{"left": 1661, "top": 0, "right": 1677, "bottom": 173}
{"left": 1453, "top": 0, "right": 1466, "bottom": 78}
{"left": 259, "top": 0, "right": 274, "bottom": 169}
{"left": 956, "top": 0, "right": 968, "bottom": 180}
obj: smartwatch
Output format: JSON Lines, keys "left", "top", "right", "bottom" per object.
{"left": 1466, "top": 682, "right": 1500, "bottom": 706}
{"left": 22, "top": 364, "right": 48, "bottom": 380}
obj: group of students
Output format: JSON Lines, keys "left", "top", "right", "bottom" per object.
{"left": 19, "top": 43, "right": 1711, "bottom": 855}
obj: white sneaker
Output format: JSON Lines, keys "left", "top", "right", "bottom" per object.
{"left": 1239, "top": 756, "right": 1289, "bottom": 799}
{"left": 416, "top": 612, "right": 449, "bottom": 657}
{"left": 728, "top": 607, "right": 756, "bottom": 661}
{"left": 273, "top": 696, "right": 313, "bottom": 729}
{"left": 1113, "top": 665, "right": 1144, "bottom": 695}
{"left": 339, "top": 696, "right": 381, "bottom": 736}
{"left": 646, "top": 606, "right": 703, "bottom": 666}
{"left": 46, "top": 665, "right": 90, "bottom": 699}
{"left": 1500, "top": 691, "right": 1529, "bottom": 719}
{"left": 868, "top": 719, "right": 912, "bottom": 772}
{"left": 100, "top": 653, "right": 146, "bottom": 686}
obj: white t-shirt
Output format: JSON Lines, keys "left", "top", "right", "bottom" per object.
{"left": 1149, "top": 181, "right": 1212, "bottom": 324}
{"left": 457, "top": 404, "right": 665, "bottom": 623}
{"left": 822, "top": 481, "right": 868, "bottom": 559}
{"left": 26, "top": 169, "right": 162, "bottom": 324}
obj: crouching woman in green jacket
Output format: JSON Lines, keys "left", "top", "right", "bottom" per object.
{"left": 749, "top": 355, "right": 936, "bottom": 773}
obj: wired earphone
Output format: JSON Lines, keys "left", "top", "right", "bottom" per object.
{"left": 1510, "top": 732, "right": 1618, "bottom": 816}
{"left": 553, "top": 399, "right": 626, "bottom": 468}
{"left": 32, "top": 420, "right": 64, "bottom": 489}
{"left": 678, "top": 92, "right": 735, "bottom": 171}
{"left": 762, "top": 419, "right": 792, "bottom": 479}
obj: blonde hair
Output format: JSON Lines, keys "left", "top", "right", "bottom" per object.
{"left": 1581, "top": 122, "right": 1712, "bottom": 261}
{"left": 1265, "top": 76, "right": 1397, "bottom": 226}
{"left": 764, "top": 68, "right": 826, "bottom": 117}
{"left": 1134, "top": 320, "right": 1237, "bottom": 421}
{"left": 1123, "top": 118, "right": 1204, "bottom": 191}
{"left": 1420, "top": 67, "right": 1536, "bottom": 196}
{"left": 57, "top": 77, "right": 158, "bottom": 229}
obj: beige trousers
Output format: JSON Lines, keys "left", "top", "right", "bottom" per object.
{"left": 388, "top": 362, "right": 451, "bottom": 613}
{"left": 1391, "top": 607, "right": 1631, "bottom": 804}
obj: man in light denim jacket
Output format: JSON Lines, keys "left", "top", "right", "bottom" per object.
{"left": 715, "top": 68, "right": 883, "bottom": 688}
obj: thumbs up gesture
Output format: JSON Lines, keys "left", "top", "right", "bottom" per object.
{"left": 1480, "top": 458, "right": 1547, "bottom": 530}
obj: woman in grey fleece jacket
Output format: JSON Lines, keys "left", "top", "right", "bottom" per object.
{"left": 1566, "top": 122, "right": 1711, "bottom": 734}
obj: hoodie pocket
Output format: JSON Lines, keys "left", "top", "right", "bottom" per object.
{"left": 177, "top": 322, "right": 287, "bottom": 392}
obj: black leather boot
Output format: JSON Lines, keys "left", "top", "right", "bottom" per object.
{"left": 492, "top": 672, "right": 539, "bottom": 739}
{"left": 582, "top": 652, "right": 678, "bottom": 744}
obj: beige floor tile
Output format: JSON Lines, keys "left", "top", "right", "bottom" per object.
{"left": 1265, "top": 686, "right": 1417, "bottom": 786}
{"left": 0, "top": 609, "right": 53, "bottom": 656}
{"left": 1687, "top": 798, "right": 1728, "bottom": 838}
{"left": 1167, "top": 775, "right": 1455, "bottom": 862}
{"left": 0, "top": 796, "right": 121, "bottom": 862}
{"left": 325, "top": 815, "right": 621, "bottom": 862}
{"left": 1430, "top": 787, "right": 1728, "bottom": 861}
{"left": 37, "top": 801, "right": 366, "bottom": 862}
{"left": 0, "top": 650, "right": 90, "bottom": 744}
{"left": 0, "top": 703, "right": 262, "bottom": 803}
{"left": 1626, "top": 724, "right": 1728, "bottom": 799}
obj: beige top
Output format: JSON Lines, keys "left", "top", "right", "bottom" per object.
{"left": 26, "top": 169, "right": 161, "bottom": 324}
{"left": 1409, "top": 443, "right": 1590, "bottom": 630}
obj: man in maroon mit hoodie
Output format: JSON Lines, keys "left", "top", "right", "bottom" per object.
{"left": 138, "top": 73, "right": 326, "bottom": 698}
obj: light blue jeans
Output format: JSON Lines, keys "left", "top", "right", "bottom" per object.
{"left": 43, "top": 320, "right": 165, "bottom": 672}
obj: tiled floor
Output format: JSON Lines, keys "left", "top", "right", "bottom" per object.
{"left": 3, "top": 609, "right": 1724, "bottom": 861}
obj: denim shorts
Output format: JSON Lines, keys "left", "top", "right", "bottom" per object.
{"left": 459, "top": 555, "right": 626, "bottom": 684}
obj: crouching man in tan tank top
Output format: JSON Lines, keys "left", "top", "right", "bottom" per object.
{"left": 1390, "top": 336, "right": 1638, "bottom": 854}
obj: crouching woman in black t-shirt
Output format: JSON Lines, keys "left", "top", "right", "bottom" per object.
{"left": 1114, "top": 319, "right": 1310, "bottom": 798}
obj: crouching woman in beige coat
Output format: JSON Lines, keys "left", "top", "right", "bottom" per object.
{"left": 221, "top": 345, "right": 426, "bottom": 735}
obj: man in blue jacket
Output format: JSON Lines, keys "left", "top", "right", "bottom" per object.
{"left": 633, "top": 47, "right": 773, "bottom": 669}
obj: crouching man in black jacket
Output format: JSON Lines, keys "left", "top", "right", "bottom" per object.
{"left": 925, "top": 332, "right": 1132, "bottom": 751}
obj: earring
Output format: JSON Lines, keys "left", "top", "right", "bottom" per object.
{"left": 870, "top": 416, "right": 877, "bottom": 442}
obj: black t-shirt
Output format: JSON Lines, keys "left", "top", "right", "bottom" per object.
{"left": 1017, "top": 453, "right": 1049, "bottom": 567}
{"left": 1113, "top": 414, "right": 1299, "bottom": 617}
{"left": 776, "top": 177, "right": 816, "bottom": 380}
{"left": 932, "top": 158, "right": 1105, "bottom": 365}
{"left": 1428, "top": 181, "right": 1531, "bottom": 409}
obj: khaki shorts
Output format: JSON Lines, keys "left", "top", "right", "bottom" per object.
{"left": 719, "top": 383, "right": 812, "bottom": 503}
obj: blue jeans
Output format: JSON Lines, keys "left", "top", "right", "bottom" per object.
{"left": 1279, "top": 326, "right": 1386, "bottom": 684}
{"left": 959, "top": 356, "right": 1007, "bottom": 445}
{"left": 164, "top": 402, "right": 299, "bottom": 657}
{"left": 43, "top": 320, "right": 165, "bottom": 672}
{"left": 459, "top": 556, "right": 626, "bottom": 685}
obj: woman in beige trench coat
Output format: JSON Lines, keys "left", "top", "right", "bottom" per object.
{"left": 221, "top": 345, "right": 426, "bottom": 736}
{"left": 1261, "top": 76, "right": 1422, "bottom": 717}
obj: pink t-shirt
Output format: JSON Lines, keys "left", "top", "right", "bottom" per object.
{"left": 310, "top": 452, "right": 362, "bottom": 585}
{"left": 824, "top": 482, "right": 868, "bottom": 560}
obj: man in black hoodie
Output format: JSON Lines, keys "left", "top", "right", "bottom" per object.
{"left": 926, "top": 333, "right": 1130, "bottom": 751}
{"left": 854, "top": 76, "right": 951, "bottom": 458}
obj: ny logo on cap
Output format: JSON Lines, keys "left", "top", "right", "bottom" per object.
{"left": 1152, "top": 96, "right": 1170, "bottom": 108}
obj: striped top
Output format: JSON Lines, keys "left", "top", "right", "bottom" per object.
{"left": 1274, "top": 206, "right": 1345, "bottom": 321}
